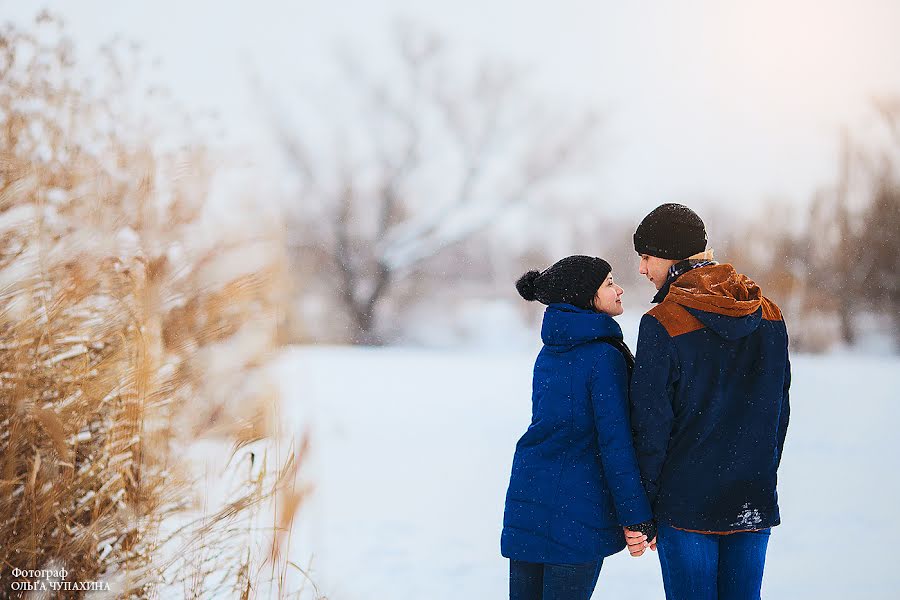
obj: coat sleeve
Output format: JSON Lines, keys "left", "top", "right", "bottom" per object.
{"left": 776, "top": 351, "right": 791, "bottom": 468}
{"left": 589, "top": 346, "right": 653, "bottom": 527}
{"left": 630, "top": 314, "right": 679, "bottom": 507}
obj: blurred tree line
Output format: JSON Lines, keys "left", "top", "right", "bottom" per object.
{"left": 728, "top": 106, "right": 900, "bottom": 352}
{"left": 269, "top": 25, "right": 898, "bottom": 352}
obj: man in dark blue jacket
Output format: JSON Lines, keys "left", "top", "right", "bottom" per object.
{"left": 626, "top": 204, "right": 791, "bottom": 600}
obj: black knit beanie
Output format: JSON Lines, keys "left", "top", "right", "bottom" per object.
{"left": 633, "top": 203, "right": 707, "bottom": 260}
{"left": 516, "top": 255, "right": 612, "bottom": 311}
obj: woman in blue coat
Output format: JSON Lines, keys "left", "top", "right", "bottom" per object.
{"left": 501, "top": 255, "right": 655, "bottom": 600}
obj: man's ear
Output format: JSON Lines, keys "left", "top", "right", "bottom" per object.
{"left": 688, "top": 249, "right": 715, "bottom": 261}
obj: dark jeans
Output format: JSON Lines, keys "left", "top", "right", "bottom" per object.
{"left": 657, "top": 524, "right": 771, "bottom": 600}
{"left": 509, "top": 558, "right": 603, "bottom": 600}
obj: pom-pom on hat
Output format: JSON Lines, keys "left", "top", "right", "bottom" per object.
{"left": 516, "top": 255, "right": 612, "bottom": 311}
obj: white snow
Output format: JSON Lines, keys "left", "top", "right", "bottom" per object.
{"left": 42, "top": 344, "right": 89, "bottom": 366}
{"left": 730, "top": 502, "right": 764, "bottom": 530}
{"left": 274, "top": 344, "right": 900, "bottom": 599}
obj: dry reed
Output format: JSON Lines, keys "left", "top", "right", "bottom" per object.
{"left": 0, "top": 12, "right": 310, "bottom": 599}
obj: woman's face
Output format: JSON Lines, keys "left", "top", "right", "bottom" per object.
{"left": 593, "top": 273, "right": 625, "bottom": 316}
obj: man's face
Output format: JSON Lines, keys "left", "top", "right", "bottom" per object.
{"left": 638, "top": 254, "right": 677, "bottom": 290}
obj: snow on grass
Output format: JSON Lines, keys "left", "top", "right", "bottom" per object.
{"left": 275, "top": 345, "right": 900, "bottom": 599}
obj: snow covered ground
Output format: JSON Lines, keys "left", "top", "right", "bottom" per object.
{"left": 275, "top": 345, "right": 900, "bottom": 599}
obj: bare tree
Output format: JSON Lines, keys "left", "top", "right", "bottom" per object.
{"left": 797, "top": 104, "right": 900, "bottom": 348}
{"left": 860, "top": 99, "right": 900, "bottom": 345}
{"left": 806, "top": 130, "right": 861, "bottom": 344}
{"left": 259, "top": 25, "right": 598, "bottom": 344}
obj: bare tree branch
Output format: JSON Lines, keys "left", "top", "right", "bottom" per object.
{"left": 261, "top": 25, "right": 598, "bottom": 342}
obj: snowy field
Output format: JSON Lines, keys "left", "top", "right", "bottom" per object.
{"left": 275, "top": 345, "right": 900, "bottom": 599}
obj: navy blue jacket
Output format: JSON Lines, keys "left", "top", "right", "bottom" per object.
{"left": 501, "top": 304, "right": 652, "bottom": 563}
{"left": 630, "top": 264, "right": 791, "bottom": 532}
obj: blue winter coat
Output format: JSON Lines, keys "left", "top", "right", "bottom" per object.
{"left": 630, "top": 264, "right": 791, "bottom": 532}
{"left": 501, "top": 304, "right": 653, "bottom": 564}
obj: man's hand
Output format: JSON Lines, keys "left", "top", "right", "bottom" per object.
{"left": 623, "top": 527, "right": 648, "bottom": 557}
{"left": 649, "top": 536, "right": 657, "bottom": 551}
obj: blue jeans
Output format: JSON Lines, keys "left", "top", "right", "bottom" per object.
{"left": 657, "top": 524, "right": 771, "bottom": 600}
{"left": 509, "top": 558, "right": 603, "bottom": 600}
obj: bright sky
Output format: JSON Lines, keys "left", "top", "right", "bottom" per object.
{"left": 6, "top": 0, "right": 900, "bottom": 218}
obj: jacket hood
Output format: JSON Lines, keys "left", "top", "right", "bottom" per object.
{"left": 666, "top": 264, "right": 764, "bottom": 340}
{"left": 540, "top": 303, "right": 623, "bottom": 352}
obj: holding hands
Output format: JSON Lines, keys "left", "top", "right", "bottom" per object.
{"left": 624, "top": 520, "right": 658, "bottom": 557}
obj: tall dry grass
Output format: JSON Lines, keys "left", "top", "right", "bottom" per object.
{"left": 0, "top": 13, "right": 311, "bottom": 599}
